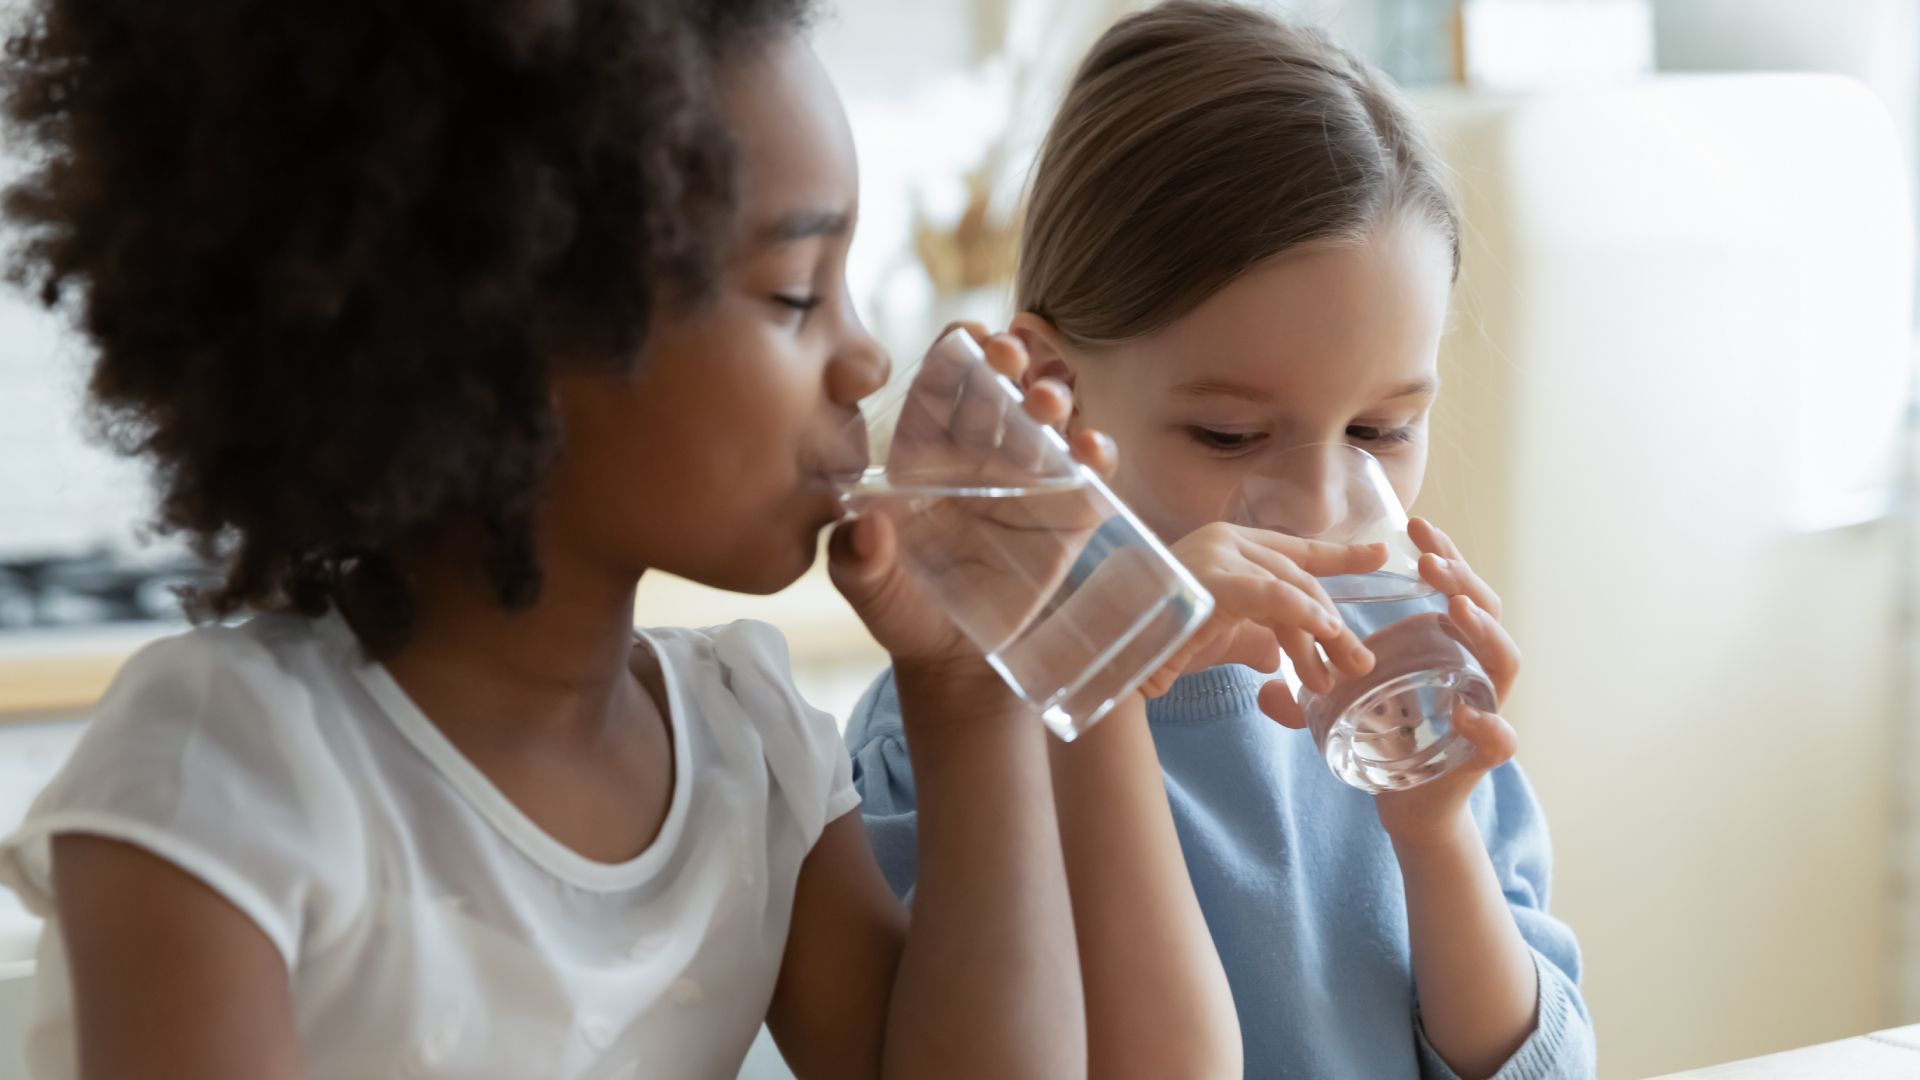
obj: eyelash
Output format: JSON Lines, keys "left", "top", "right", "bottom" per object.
{"left": 1187, "top": 428, "right": 1265, "bottom": 454}
{"left": 1347, "top": 425, "right": 1416, "bottom": 446}
{"left": 773, "top": 294, "right": 822, "bottom": 320}
{"left": 1186, "top": 425, "right": 1416, "bottom": 454}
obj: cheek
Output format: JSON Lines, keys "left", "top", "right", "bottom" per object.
{"left": 1385, "top": 451, "right": 1428, "bottom": 511}
{"left": 678, "top": 333, "right": 819, "bottom": 486}
{"left": 1110, "top": 433, "right": 1243, "bottom": 542}
{"left": 1073, "top": 380, "right": 1237, "bottom": 540}
{"left": 615, "top": 347, "right": 818, "bottom": 530}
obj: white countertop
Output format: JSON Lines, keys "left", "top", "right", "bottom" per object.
{"left": 1653, "top": 1025, "right": 1920, "bottom": 1079}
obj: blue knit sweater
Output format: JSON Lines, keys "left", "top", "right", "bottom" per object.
{"left": 845, "top": 663, "right": 1597, "bottom": 1080}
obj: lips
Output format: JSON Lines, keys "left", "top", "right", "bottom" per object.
{"left": 810, "top": 425, "right": 871, "bottom": 488}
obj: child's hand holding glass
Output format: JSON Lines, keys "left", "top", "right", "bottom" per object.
{"left": 1362, "top": 517, "right": 1525, "bottom": 846}
{"left": 826, "top": 325, "right": 1211, "bottom": 739}
{"left": 827, "top": 326, "right": 1102, "bottom": 663}
{"left": 1134, "top": 524, "right": 1389, "bottom": 704}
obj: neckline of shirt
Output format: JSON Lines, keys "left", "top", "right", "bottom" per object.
{"left": 317, "top": 608, "right": 696, "bottom": 893}
{"left": 1147, "top": 664, "right": 1271, "bottom": 727}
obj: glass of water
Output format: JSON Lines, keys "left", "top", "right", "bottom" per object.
{"left": 829, "top": 329, "right": 1213, "bottom": 741}
{"left": 1230, "top": 443, "right": 1491, "bottom": 792}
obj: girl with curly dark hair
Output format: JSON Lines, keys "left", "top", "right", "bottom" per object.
{"left": 0, "top": 1, "right": 1239, "bottom": 1077}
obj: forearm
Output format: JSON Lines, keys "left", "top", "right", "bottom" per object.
{"left": 1049, "top": 695, "right": 1241, "bottom": 1079}
{"left": 882, "top": 662, "right": 1086, "bottom": 1080}
{"left": 1396, "top": 814, "right": 1539, "bottom": 1080}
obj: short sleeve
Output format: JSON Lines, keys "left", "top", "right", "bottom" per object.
{"left": 0, "top": 626, "right": 364, "bottom": 969}
{"left": 703, "top": 622, "right": 859, "bottom": 849}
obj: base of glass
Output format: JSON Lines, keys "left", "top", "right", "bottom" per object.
{"left": 1318, "top": 666, "right": 1494, "bottom": 793}
{"left": 1007, "top": 586, "right": 1213, "bottom": 743}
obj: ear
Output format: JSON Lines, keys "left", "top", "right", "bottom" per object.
{"left": 1010, "top": 312, "right": 1078, "bottom": 393}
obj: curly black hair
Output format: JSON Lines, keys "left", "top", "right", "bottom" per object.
{"left": 2, "top": 0, "right": 812, "bottom": 655}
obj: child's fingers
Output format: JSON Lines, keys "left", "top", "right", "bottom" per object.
{"left": 1232, "top": 539, "right": 1375, "bottom": 676}
{"left": 939, "top": 320, "right": 994, "bottom": 353}
{"left": 1241, "top": 528, "right": 1390, "bottom": 580}
{"left": 1234, "top": 533, "right": 1339, "bottom": 613}
{"left": 1409, "top": 516, "right": 1464, "bottom": 562}
{"left": 1259, "top": 678, "right": 1308, "bottom": 729}
{"left": 1415, "top": 518, "right": 1508, "bottom": 626}
{"left": 1408, "top": 516, "right": 1444, "bottom": 557}
{"left": 1449, "top": 593, "right": 1521, "bottom": 701}
{"left": 826, "top": 513, "right": 894, "bottom": 589}
{"left": 1066, "top": 426, "right": 1119, "bottom": 479}
{"left": 1140, "top": 620, "right": 1229, "bottom": 698}
{"left": 1207, "top": 621, "right": 1282, "bottom": 676}
{"left": 1141, "top": 619, "right": 1276, "bottom": 699}
{"left": 1210, "top": 573, "right": 1339, "bottom": 650}
{"left": 1211, "top": 573, "right": 1335, "bottom": 637}
{"left": 1215, "top": 573, "right": 1372, "bottom": 686}
{"left": 1451, "top": 702, "right": 1518, "bottom": 771}
{"left": 997, "top": 377, "right": 1069, "bottom": 473}
{"left": 980, "top": 331, "right": 1031, "bottom": 382}
{"left": 1135, "top": 662, "right": 1180, "bottom": 700}
{"left": 1011, "top": 378, "right": 1105, "bottom": 480}
{"left": 827, "top": 514, "right": 917, "bottom": 646}
{"left": 950, "top": 364, "right": 1014, "bottom": 456}
{"left": 1419, "top": 550, "right": 1504, "bottom": 621}
{"left": 1021, "top": 376, "right": 1072, "bottom": 428}
{"left": 1279, "top": 629, "right": 1333, "bottom": 694}
{"left": 919, "top": 326, "right": 1021, "bottom": 460}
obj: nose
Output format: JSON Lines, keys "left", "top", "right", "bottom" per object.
{"left": 1236, "top": 445, "right": 1352, "bottom": 539}
{"left": 1285, "top": 469, "right": 1346, "bottom": 539}
{"left": 826, "top": 319, "right": 891, "bottom": 407}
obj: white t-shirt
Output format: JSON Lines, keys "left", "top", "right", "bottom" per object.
{"left": 0, "top": 611, "right": 859, "bottom": 1079}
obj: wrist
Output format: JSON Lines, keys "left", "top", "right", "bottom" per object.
{"left": 1047, "top": 690, "right": 1148, "bottom": 753}
{"left": 892, "top": 656, "right": 1028, "bottom": 726}
{"left": 1385, "top": 805, "right": 1481, "bottom": 861}
{"left": 894, "top": 652, "right": 1005, "bottom": 696}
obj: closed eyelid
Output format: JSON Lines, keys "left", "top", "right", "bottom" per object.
{"left": 1182, "top": 422, "right": 1267, "bottom": 438}
{"left": 1348, "top": 424, "right": 1418, "bottom": 446}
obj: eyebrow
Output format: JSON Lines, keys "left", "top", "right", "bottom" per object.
{"left": 1381, "top": 376, "right": 1440, "bottom": 400}
{"left": 1170, "top": 375, "right": 1439, "bottom": 403}
{"left": 1170, "top": 379, "right": 1275, "bottom": 403}
{"left": 754, "top": 209, "right": 853, "bottom": 247}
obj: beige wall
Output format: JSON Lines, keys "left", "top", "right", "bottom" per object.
{"left": 1418, "top": 77, "right": 1910, "bottom": 1078}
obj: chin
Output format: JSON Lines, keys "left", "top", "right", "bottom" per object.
{"left": 672, "top": 496, "right": 837, "bottom": 596}
{"left": 743, "top": 555, "right": 813, "bottom": 595}
{"left": 703, "top": 533, "right": 819, "bottom": 596}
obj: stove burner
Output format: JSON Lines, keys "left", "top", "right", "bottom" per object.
{"left": 0, "top": 551, "right": 213, "bottom": 631}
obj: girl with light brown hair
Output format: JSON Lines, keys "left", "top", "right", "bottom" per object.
{"left": 849, "top": 3, "right": 1598, "bottom": 1077}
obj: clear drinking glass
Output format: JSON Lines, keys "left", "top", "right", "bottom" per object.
{"left": 1230, "top": 443, "right": 1490, "bottom": 792}
{"left": 830, "top": 329, "right": 1213, "bottom": 740}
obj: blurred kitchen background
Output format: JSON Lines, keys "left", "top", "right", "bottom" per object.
{"left": 3, "top": 1, "right": 1919, "bottom": 1077}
